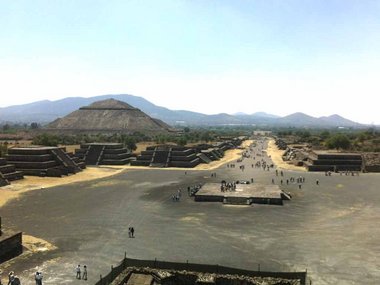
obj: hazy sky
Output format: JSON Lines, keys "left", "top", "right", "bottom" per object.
{"left": 1, "top": 1, "right": 380, "bottom": 124}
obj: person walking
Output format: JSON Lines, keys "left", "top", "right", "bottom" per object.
{"left": 76, "top": 265, "right": 81, "bottom": 279}
{"left": 130, "top": 227, "right": 135, "bottom": 238}
{"left": 82, "top": 265, "right": 87, "bottom": 281}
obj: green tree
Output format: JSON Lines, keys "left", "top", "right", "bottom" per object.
{"left": 200, "top": 131, "right": 211, "bottom": 142}
{"left": 176, "top": 137, "right": 187, "bottom": 146}
{"left": 123, "top": 136, "right": 137, "bottom": 151}
{"left": 325, "top": 134, "right": 351, "bottom": 150}
{"left": 30, "top": 122, "right": 39, "bottom": 129}
{"left": 32, "top": 133, "right": 60, "bottom": 146}
{"left": 320, "top": 130, "right": 330, "bottom": 140}
{"left": 2, "top": 124, "right": 10, "bottom": 132}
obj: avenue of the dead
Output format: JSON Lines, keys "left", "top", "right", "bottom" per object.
{"left": 0, "top": 140, "right": 379, "bottom": 285}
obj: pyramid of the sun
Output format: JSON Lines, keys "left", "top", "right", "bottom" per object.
{"left": 46, "top": 99, "right": 172, "bottom": 134}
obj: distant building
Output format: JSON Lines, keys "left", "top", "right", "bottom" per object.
{"left": 253, "top": 130, "right": 272, "bottom": 136}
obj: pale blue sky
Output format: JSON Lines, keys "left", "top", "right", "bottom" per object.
{"left": 1, "top": 1, "right": 380, "bottom": 124}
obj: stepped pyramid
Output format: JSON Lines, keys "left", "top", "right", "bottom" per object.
{"left": 46, "top": 99, "right": 173, "bottom": 134}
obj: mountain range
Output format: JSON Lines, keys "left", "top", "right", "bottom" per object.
{"left": 0, "top": 94, "right": 366, "bottom": 128}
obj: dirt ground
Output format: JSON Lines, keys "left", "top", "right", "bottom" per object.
{"left": 266, "top": 139, "right": 306, "bottom": 171}
{"left": 0, "top": 166, "right": 124, "bottom": 208}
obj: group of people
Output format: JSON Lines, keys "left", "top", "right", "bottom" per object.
{"left": 3, "top": 266, "right": 88, "bottom": 284}
{"left": 4, "top": 271, "right": 21, "bottom": 285}
{"left": 75, "top": 264, "right": 88, "bottom": 280}
{"left": 187, "top": 184, "right": 202, "bottom": 196}
{"left": 220, "top": 181, "right": 237, "bottom": 192}
{"left": 172, "top": 189, "right": 182, "bottom": 201}
{"left": 128, "top": 227, "right": 135, "bottom": 238}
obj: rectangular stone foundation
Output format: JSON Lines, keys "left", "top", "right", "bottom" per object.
{"left": 195, "top": 183, "right": 287, "bottom": 205}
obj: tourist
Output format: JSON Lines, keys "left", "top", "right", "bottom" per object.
{"left": 82, "top": 265, "right": 87, "bottom": 280}
{"left": 9, "top": 275, "right": 20, "bottom": 285}
{"left": 131, "top": 227, "right": 135, "bottom": 238}
{"left": 8, "top": 271, "right": 14, "bottom": 285}
{"left": 76, "top": 265, "right": 81, "bottom": 279}
{"left": 34, "top": 272, "right": 42, "bottom": 285}
{"left": 7, "top": 272, "right": 20, "bottom": 285}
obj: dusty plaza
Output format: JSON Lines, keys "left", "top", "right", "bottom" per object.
{"left": 1, "top": 139, "right": 380, "bottom": 285}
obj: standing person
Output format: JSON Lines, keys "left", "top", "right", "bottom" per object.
{"left": 82, "top": 265, "right": 87, "bottom": 281}
{"left": 130, "top": 227, "right": 135, "bottom": 238}
{"left": 8, "top": 271, "right": 15, "bottom": 285}
{"left": 76, "top": 265, "right": 81, "bottom": 279}
{"left": 35, "top": 272, "right": 43, "bottom": 285}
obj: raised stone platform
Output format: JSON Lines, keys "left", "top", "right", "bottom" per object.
{"left": 6, "top": 147, "right": 85, "bottom": 177}
{"left": 131, "top": 145, "right": 200, "bottom": 168}
{"left": 306, "top": 151, "right": 363, "bottom": 172}
{"left": 194, "top": 183, "right": 290, "bottom": 205}
{"left": 0, "top": 158, "right": 24, "bottom": 186}
{"left": 75, "top": 143, "right": 134, "bottom": 165}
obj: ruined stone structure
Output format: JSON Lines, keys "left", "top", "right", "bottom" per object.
{"left": 131, "top": 138, "right": 245, "bottom": 168}
{"left": 111, "top": 267, "right": 302, "bottom": 285}
{"left": 362, "top": 152, "right": 380, "bottom": 172}
{"left": 75, "top": 143, "right": 134, "bottom": 165}
{"left": 5, "top": 147, "right": 85, "bottom": 177}
{"left": 95, "top": 257, "right": 306, "bottom": 285}
{"left": 45, "top": 99, "right": 173, "bottom": 134}
{"left": 131, "top": 146, "right": 200, "bottom": 168}
{"left": 305, "top": 151, "right": 363, "bottom": 172}
{"left": 192, "top": 144, "right": 223, "bottom": 163}
{"left": 0, "top": 158, "right": 24, "bottom": 186}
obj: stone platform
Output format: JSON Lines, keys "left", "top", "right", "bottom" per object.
{"left": 194, "top": 183, "right": 290, "bottom": 205}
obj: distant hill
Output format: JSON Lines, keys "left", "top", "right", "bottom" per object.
{"left": 277, "top": 112, "right": 362, "bottom": 128}
{"left": 0, "top": 94, "right": 366, "bottom": 128}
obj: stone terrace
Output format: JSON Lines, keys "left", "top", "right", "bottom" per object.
{"left": 131, "top": 145, "right": 200, "bottom": 168}
{"left": 0, "top": 158, "right": 24, "bottom": 186}
{"left": 75, "top": 143, "right": 134, "bottom": 165}
{"left": 5, "top": 147, "right": 85, "bottom": 177}
{"left": 305, "top": 151, "right": 363, "bottom": 172}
